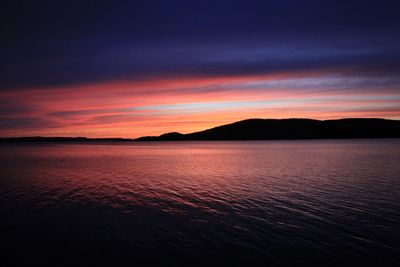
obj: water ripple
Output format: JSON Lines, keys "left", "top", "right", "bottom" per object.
{"left": 1, "top": 140, "right": 399, "bottom": 266}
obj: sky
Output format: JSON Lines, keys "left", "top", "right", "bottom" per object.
{"left": 1, "top": 0, "right": 400, "bottom": 138}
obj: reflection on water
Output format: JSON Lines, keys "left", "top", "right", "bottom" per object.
{"left": 1, "top": 140, "right": 400, "bottom": 266}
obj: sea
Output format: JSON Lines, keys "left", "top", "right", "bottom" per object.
{"left": 1, "top": 140, "right": 399, "bottom": 266}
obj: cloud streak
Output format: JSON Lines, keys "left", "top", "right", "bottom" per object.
{"left": 1, "top": 70, "right": 399, "bottom": 137}
{"left": 1, "top": 0, "right": 400, "bottom": 137}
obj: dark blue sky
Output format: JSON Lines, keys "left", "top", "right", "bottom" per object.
{"left": 1, "top": 0, "right": 400, "bottom": 89}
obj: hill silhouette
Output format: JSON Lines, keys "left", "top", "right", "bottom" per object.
{"left": 135, "top": 118, "right": 400, "bottom": 141}
{"left": 1, "top": 118, "right": 399, "bottom": 142}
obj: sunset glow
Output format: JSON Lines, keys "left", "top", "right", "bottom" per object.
{"left": 1, "top": 1, "right": 399, "bottom": 138}
{"left": 1, "top": 71, "right": 399, "bottom": 138}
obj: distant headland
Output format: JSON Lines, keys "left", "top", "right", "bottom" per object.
{"left": 1, "top": 118, "right": 400, "bottom": 143}
{"left": 0, "top": 137, "right": 135, "bottom": 143}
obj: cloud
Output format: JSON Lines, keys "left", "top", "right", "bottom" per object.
{"left": 1, "top": 0, "right": 400, "bottom": 137}
{"left": 1, "top": 1, "right": 400, "bottom": 89}
{"left": 1, "top": 71, "right": 400, "bottom": 137}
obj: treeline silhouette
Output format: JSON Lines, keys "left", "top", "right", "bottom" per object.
{"left": 135, "top": 118, "right": 400, "bottom": 141}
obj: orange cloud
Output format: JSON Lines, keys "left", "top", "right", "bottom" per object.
{"left": 1, "top": 71, "right": 399, "bottom": 137}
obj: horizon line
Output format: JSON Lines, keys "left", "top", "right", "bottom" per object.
{"left": 1, "top": 117, "right": 398, "bottom": 140}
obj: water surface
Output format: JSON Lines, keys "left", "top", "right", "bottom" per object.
{"left": 1, "top": 140, "right": 399, "bottom": 266}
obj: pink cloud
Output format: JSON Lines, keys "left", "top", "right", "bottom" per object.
{"left": 1, "top": 71, "right": 399, "bottom": 137}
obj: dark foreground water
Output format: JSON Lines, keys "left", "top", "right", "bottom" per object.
{"left": 1, "top": 140, "right": 399, "bottom": 266}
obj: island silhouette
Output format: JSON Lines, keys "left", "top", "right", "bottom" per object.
{"left": 136, "top": 118, "right": 400, "bottom": 141}
{"left": 1, "top": 118, "right": 400, "bottom": 142}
